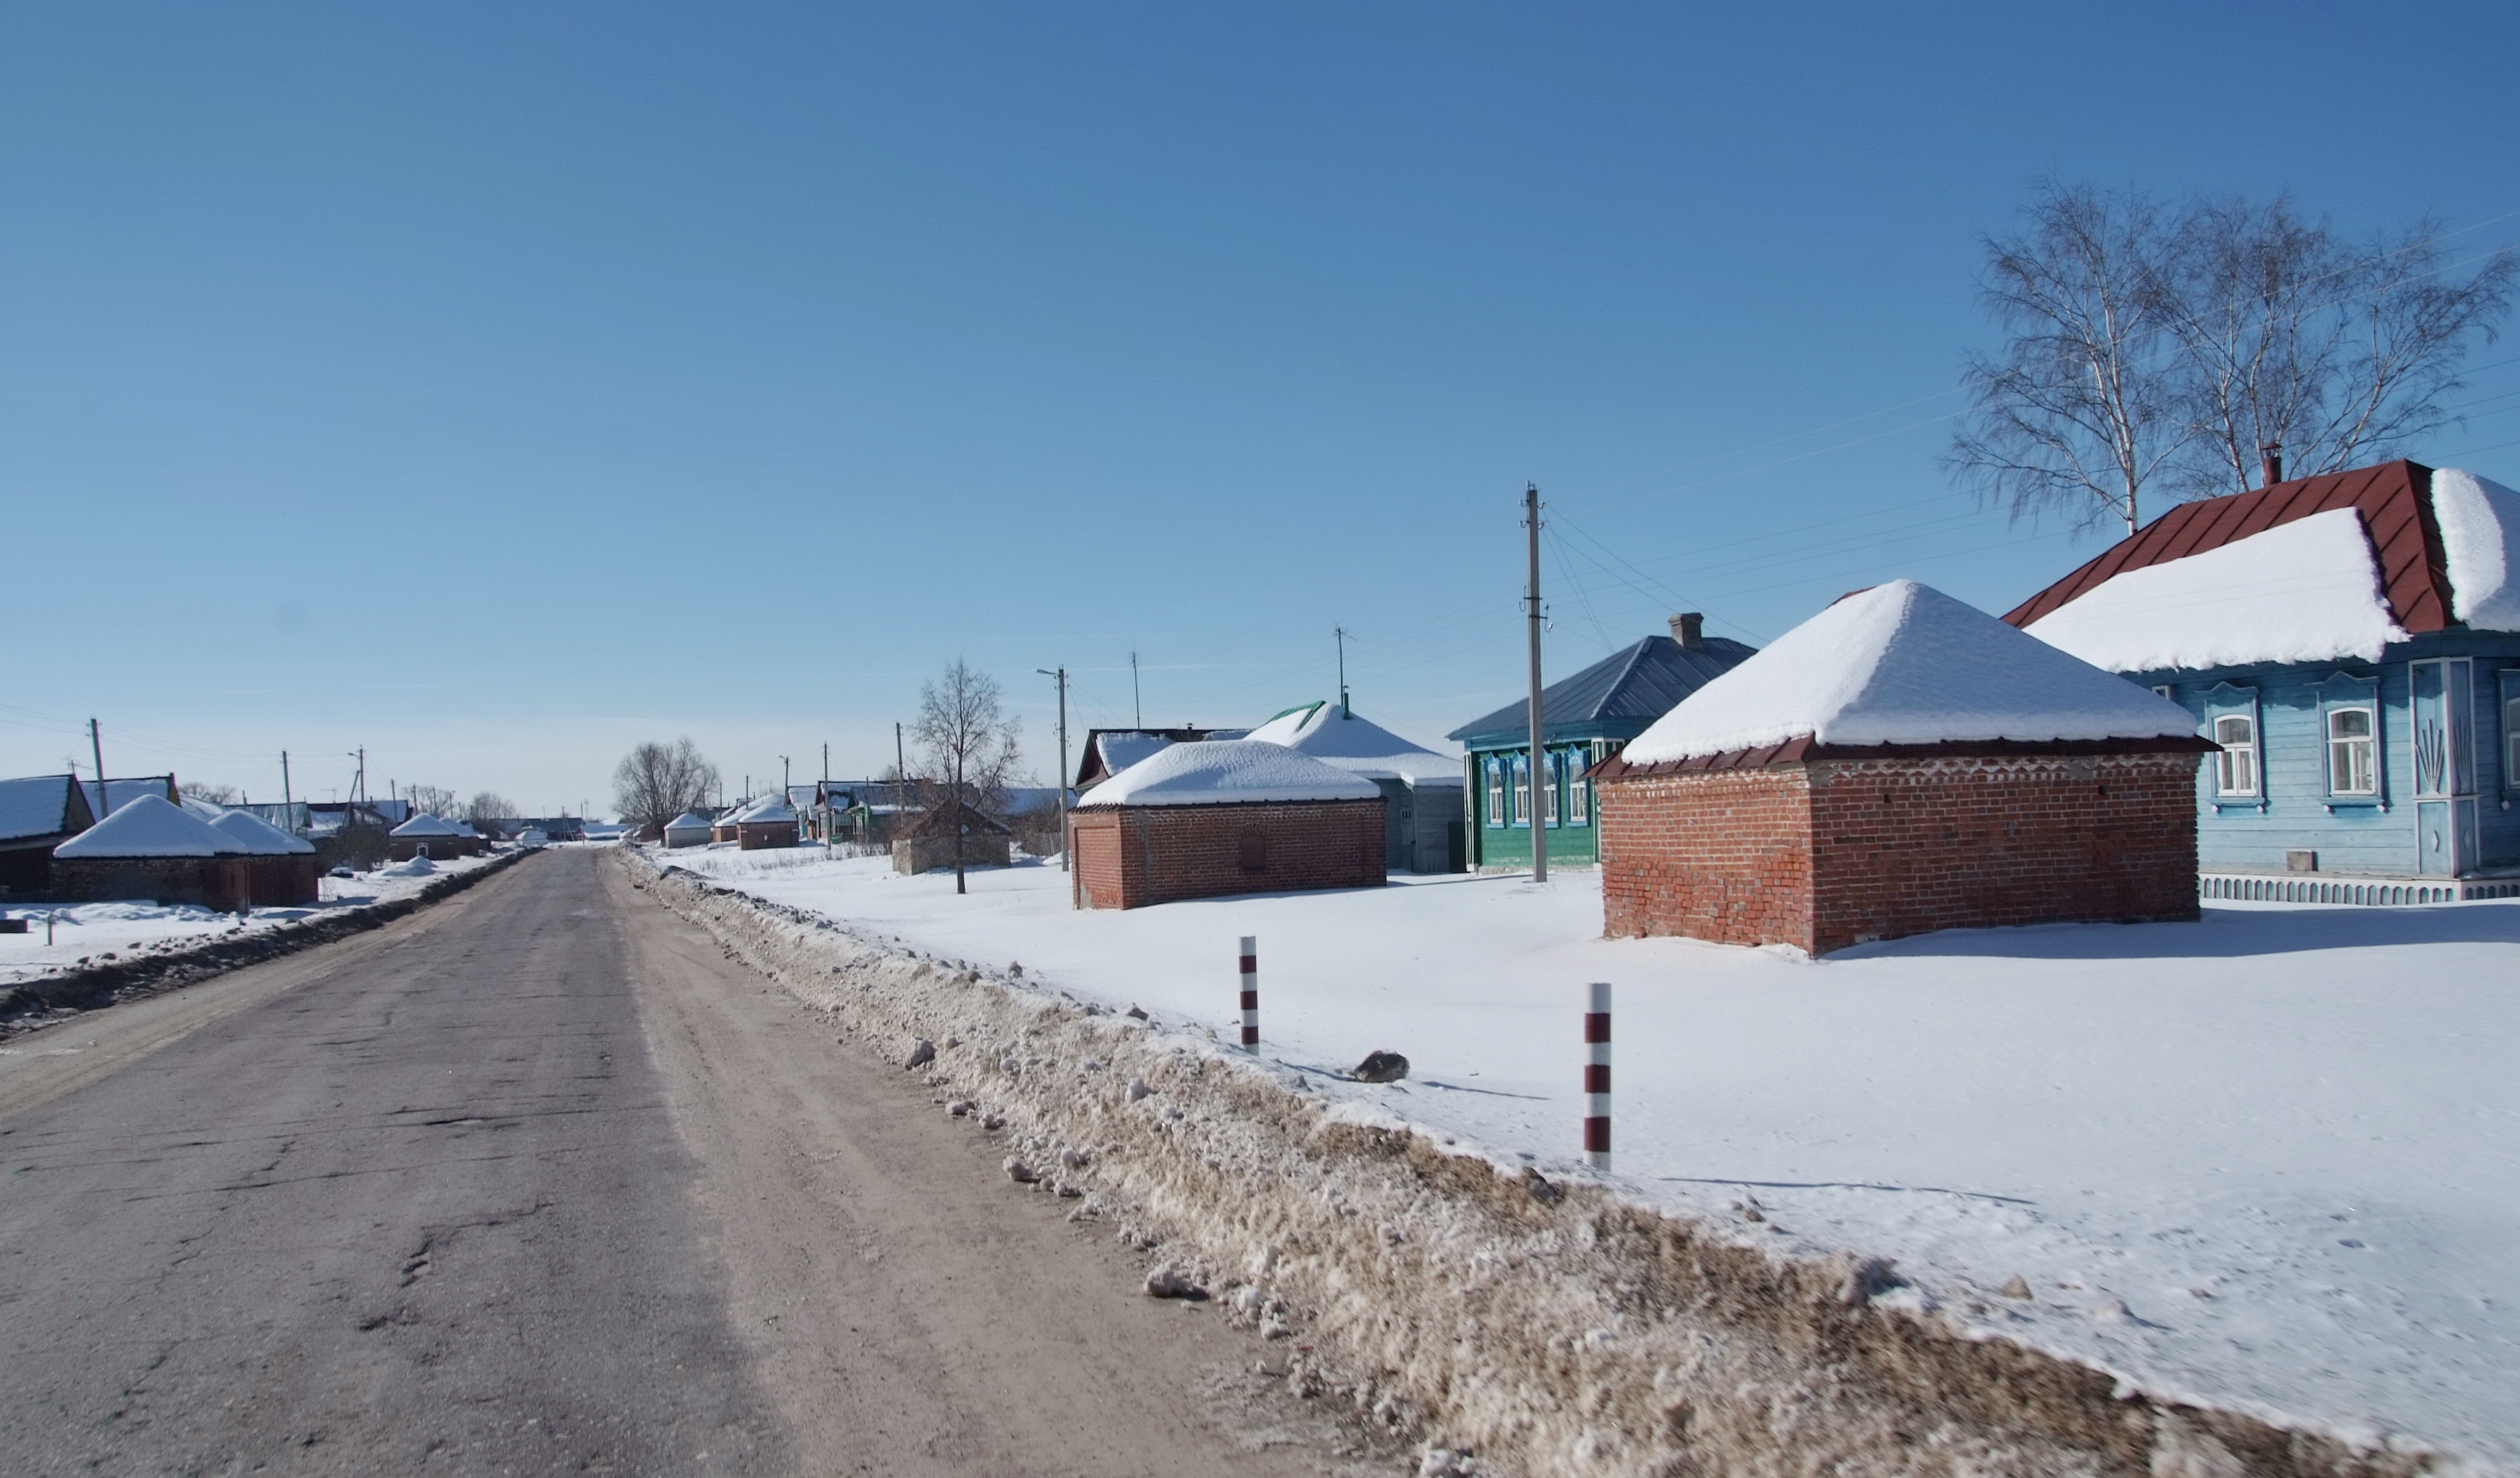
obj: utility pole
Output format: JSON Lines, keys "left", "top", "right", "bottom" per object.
{"left": 1524, "top": 483, "right": 1549, "bottom": 883}
{"left": 89, "top": 719, "right": 106, "bottom": 811}
{"left": 1334, "top": 628, "right": 1352, "bottom": 718}
{"left": 780, "top": 755, "right": 790, "bottom": 803}
{"left": 895, "top": 723, "right": 909, "bottom": 814}
{"left": 1039, "top": 667, "right": 1070, "bottom": 871}
{"left": 1130, "top": 652, "right": 1142, "bottom": 728}
{"left": 281, "top": 751, "right": 292, "bottom": 808}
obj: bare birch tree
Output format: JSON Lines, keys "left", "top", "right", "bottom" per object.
{"left": 612, "top": 738, "right": 720, "bottom": 837}
{"left": 1952, "top": 181, "right": 2514, "bottom": 531}
{"left": 912, "top": 659, "right": 1021, "bottom": 896}
{"left": 2160, "top": 197, "right": 2516, "bottom": 498}
{"left": 1950, "top": 182, "right": 2187, "bottom": 534}
{"left": 404, "top": 784, "right": 458, "bottom": 820}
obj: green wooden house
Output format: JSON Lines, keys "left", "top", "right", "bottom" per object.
{"left": 1445, "top": 613, "right": 1757, "bottom": 868}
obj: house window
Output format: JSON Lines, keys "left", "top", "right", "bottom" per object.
{"left": 1541, "top": 754, "right": 1560, "bottom": 826}
{"left": 1567, "top": 754, "right": 1590, "bottom": 824}
{"left": 2327, "top": 707, "right": 2376, "bottom": 795}
{"left": 2505, "top": 673, "right": 2520, "bottom": 792}
{"left": 1485, "top": 760, "right": 1505, "bottom": 827}
{"left": 2213, "top": 714, "right": 2258, "bottom": 797}
{"left": 1512, "top": 758, "right": 1531, "bottom": 828}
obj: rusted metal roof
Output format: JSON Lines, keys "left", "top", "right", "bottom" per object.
{"left": 2001, "top": 460, "right": 2455, "bottom": 634}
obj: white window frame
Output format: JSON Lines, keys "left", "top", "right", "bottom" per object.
{"left": 2213, "top": 713, "right": 2258, "bottom": 798}
{"left": 2326, "top": 705, "right": 2377, "bottom": 796}
{"left": 2503, "top": 670, "right": 2520, "bottom": 796}
{"left": 1511, "top": 756, "right": 1531, "bottom": 829}
{"left": 1484, "top": 759, "right": 1505, "bottom": 827}
{"left": 1567, "top": 750, "right": 1590, "bottom": 825}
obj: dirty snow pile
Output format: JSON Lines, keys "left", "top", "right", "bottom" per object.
{"left": 662, "top": 844, "right": 2520, "bottom": 1470}
{"left": 1621, "top": 579, "right": 2193, "bottom": 763}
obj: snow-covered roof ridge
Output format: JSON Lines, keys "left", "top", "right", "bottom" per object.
{"left": 741, "top": 798, "right": 796, "bottom": 823}
{"left": 1620, "top": 580, "right": 2195, "bottom": 765}
{"left": 0, "top": 774, "right": 84, "bottom": 844}
{"left": 390, "top": 813, "right": 466, "bottom": 837}
{"left": 1244, "top": 702, "right": 1463, "bottom": 786}
{"left": 210, "top": 808, "right": 317, "bottom": 855}
{"left": 664, "top": 810, "right": 713, "bottom": 830}
{"left": 2024, "top": 508, "right": 2412, "bottom": 672}
{"left": 1075, "top": 739, "right": 1384, "bottom": 807}
{"left": 2432, "top": 467, "right": 2520, "bottom": 631}
{"left": 54, "top": 794, "right": 246, "bottom": 859}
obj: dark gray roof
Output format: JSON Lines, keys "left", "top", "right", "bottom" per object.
{"left": 1447, "top": 634, "right": 1758, "bottom": 742}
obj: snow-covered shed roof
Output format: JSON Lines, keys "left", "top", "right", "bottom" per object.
{"left": 80, "top": 777, "right": 177, "bottom": 818}
{"left": 0, "top": 774, "right": 93, "bottom": 845}
{"left": 1063, "top": 740, "right": 1381, "bottom": 810}
{"left": 1073, "top": 728, "right": 1252, "bottom": 788}
{"left": 738, "top": 799, "right": 796, "bottom": 824}
{"left": 1076, "top": 740, "right": 1384, "bottom": 808}
{"left": 390, "top": 813, "right": 467, "bottom": 837}
{"left": 663, "top": 810, "right": 714, "bottom": 833}
{"left": 210, "top": 808, "right": 317, "bottom": 855}
{"left": 1604, "top": 581, "right": 2196, "bottom": 769}
{"left": 1448, "top": 629, "right": 1758, "bottom": 745}
{"left": 2006, "top": 460, "right": 2520, "bottom": 671}
{"left": 54, "top": 794, "right": 247, "bottom": 859}
{"left": 1244, "top": 702, "right": 1462, "bottom": 786}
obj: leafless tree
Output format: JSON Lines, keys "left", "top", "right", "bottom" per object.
{"left": 1953, "top": 181, "right": 2515, "bottom": 532}
{"left": 464, "top": 792, "right": 517, "bottom": 837}
{"left": 404, "top": 783, "right": 458, "bottom": 820}
{"left": 182, "top": 781, "right": 241, "bottom": 806}
{"left": 2160, "top": 197, "right": 2516, "bottom": 499}
{"left": 612, "top": 739, "right": 720, "bottom": 837}
{"left": 912, "top": 659, "right": 1021, "bottom": 895}
{"left": 1949, "top": 182, "right": 2187, "bottom": 535}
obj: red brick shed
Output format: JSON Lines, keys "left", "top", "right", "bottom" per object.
{"left": 736, "top": 798, "right": 800, "bottom": 850}
{"left": 1067, "top": 741, "right": 1386, "bottom": 910}
{"left": 388, "top": 813, "right": 481, "bottom": 861}
{"left": 209, "top": 808, "right": 321, "bottom": 906}
{"left": 51, "top": 795, "right": 252, "bottom": 911}
{"left": 1592, "top": 581, "right": 2211, "bottom": 955}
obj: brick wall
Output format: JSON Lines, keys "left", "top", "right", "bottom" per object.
{"left": 1600, "top": 752, "right": 2201, "bottom": 954}
{"left": 246, "top": 855, "right": 320, "bottom": 907}
{"left": 1065, "top": 799, "right": 1386, "bottom": 909}
{"left": 53, "top": 855, "right": 251, "bottom": 911}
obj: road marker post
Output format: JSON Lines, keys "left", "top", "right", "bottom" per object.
{"left": 1239, "top": 936, "right": 1259, "bottom": 1048}
{"left": 1583, "top": 981, "right": 1611, "bottom": 1170}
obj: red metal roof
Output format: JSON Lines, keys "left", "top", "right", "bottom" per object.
{"left": 2001, "top": 460, "right": 2455, "bottom": 634}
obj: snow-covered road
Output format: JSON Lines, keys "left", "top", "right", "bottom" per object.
{"left": 660, "top": 845, "right": 2520, "bottom": 1466}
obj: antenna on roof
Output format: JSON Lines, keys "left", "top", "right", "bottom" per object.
{"left": 1334, "top": 627, "right": 1352, "bottom": 718}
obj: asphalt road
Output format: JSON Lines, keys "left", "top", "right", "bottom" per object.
{"left": 0, "top": 848, "right": 1370, "bottom": 1477}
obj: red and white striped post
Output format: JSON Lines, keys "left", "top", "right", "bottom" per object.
{"left": 1582, "top": 981, "right": 1611, "bottom": 1169}
{"left": 1239, "top": 936, "right": 1260, "bottom": 1048}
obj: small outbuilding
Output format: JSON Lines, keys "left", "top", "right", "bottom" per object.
{"left": 736, "top": 797, "right": 800, "bottom": 850}
{"left": 1590, "top": 580, "right": 2210, "bottom": 955}
{"left": 892, "top": 800, "right": 1014, "bottom": 875}
{"left": 0, "top": 774, "right": 98, "bottom": 898}
{"left": 1067, "top": 741, "right": 1385, "bottom": 910}
{"left": 1244, "top": 700, "right": 1466, "bottom": 873}
{"left": 662, "top": 810, "right": 715, "bottom": 849}
{"left": 388, "top": 813, "right": 480, "bottom": 861}
{"left": 210, "top": 808, "right": 321, "bottom": 906}
{"left": 52, "top": 795, "right": 252, "bottom": 911}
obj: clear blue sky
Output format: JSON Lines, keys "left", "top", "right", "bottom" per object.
{"left": 7, "top": 2, "right": 2518, "bottom": 813}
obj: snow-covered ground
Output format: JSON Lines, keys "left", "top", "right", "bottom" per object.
{"left": 660, "top": 845, "right": 2520, "bottom": 1466}
{"left": 0, "top": 853, "right": 503, "bottom": 986}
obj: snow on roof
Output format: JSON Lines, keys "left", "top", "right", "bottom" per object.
{"left": 1096, "top": 733, "right": 1176, "bottom": 774}
{"left": 1074, "top": 739, "right": 1384, "bottom": 807}
{"left": 0, "top": 774, "right": 82, "bottom": 844}
{"left": 2023, "top": 509, "right": 2411, "bottom": 672}
{"left": 390, "top": 813, "right": 466, "bottom": 837}
{"left": 80, "top": 778, "right": 174, "bottom": 818}
{"left": 2432, "top": 468, "right": 2520, "bottom": 631}
{"left": 1244, "top": 702, "right": 1462, "bottom": 786}
{"left": 664, "top": 811, "right": 714, "bottom": 831}
{"left": 54, "top": 794, "right": 245, "bottom": 859}
{"left": 210, "top": 808, "right": 317, "bottom": 855}
{"left": 1621, "top": 580, "right": 2195, "bottom": 764}
{"left": 739, "top": 799, "right": 796, "bottom": 823}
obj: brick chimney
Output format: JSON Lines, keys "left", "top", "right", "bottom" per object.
{"left": 1670, "top": 612, "right": 1705, "bottom": 649}
{"left": 2260, "top": 442, "right": 2284, "bottom": 488}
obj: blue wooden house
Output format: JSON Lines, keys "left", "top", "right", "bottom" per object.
{"left": 2008, "top": 460, "right": 2520, "bottom": 901}
{"left": 1445, "top": 613, "right": 1757, "bottom": 868}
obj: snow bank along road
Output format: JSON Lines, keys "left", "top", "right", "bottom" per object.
{"left": 647, "top": 845, "right": 2517, "bottom": 1477}
{"left": 0, "top": 847, "right": 1380, "bottom": 1477}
